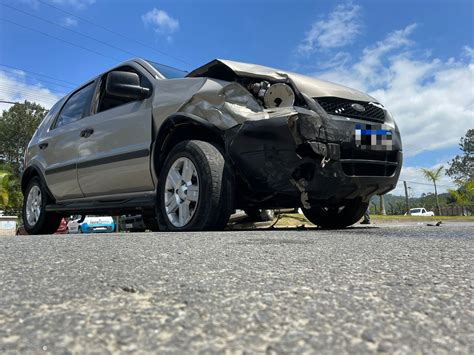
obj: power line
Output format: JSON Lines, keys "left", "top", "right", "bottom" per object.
{"left": 0, "top": 67, "right": 75, "bottom": 89}
{"left": 35, "top": 0, "right": 192, "bottom": 67}
{"left": 0, "top": 87, "right": 62, "bottom": 100}
{"left": 0, "top": 86, "right": 62, "bottom": 103}
{"left": 1, "top": 3, "right": 139, "bottom": 59}
{"left": 403, "top": 180, "right": 457, "bottom": 189}
{"left": 0, "top": 88, "right": 62, "bottom": 100}
{"left": 0, "top": 18, "right": 120, "bottom": 62}
{"left": 0, "top": 64, "right": 78, "bottom": 86}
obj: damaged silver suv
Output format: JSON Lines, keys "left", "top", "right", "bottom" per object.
{"left": 22, "top": 58, "right": 402, "bottom": 234}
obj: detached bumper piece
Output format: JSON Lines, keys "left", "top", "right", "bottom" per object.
{"left": 227, "top": 106, "right": 402, "bottom": 207}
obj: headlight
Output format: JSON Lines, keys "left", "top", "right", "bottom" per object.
{"left": 248, "top": 81, "right": 295, "bottom": 108}
{"left": 263, "top": 83, "right": 295, "bottom": 108}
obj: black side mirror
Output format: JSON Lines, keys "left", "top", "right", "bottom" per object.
{"left": 105, "top": 71, "right": 151, "bottom": 100}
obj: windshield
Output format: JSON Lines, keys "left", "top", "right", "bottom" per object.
{"left": 146, "top": 60, "right": 187, "bottom": 79}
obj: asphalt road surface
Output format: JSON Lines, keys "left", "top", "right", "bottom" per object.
{"left": 1, "top": 224, "right": 473, "bottom": 353}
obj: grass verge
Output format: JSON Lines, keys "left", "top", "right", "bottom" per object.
{"left": 272, "top": 213, "right": 474, "bottom": 228}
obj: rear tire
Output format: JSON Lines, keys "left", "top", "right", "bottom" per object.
{"left": 156, "top": 140, "right": 234, "bottom": 231}
{"left": 22, "top": 177, "right": 62, "bottom": 235}
{"left": 302, "top": 199, "right": 368, "bottom": 229}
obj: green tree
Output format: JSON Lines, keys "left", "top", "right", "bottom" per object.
{"left": 0, "top": 170, "right": 10, "bottom": 207}
{"left": 0, "top": 164, "right": 22, "bottom": 213}
{"left": 0, "top": 101, "right": 46, "bottom": 214}
{"left": 446, "top": 129, "right": 473, "bottom": 184}
{"left": 0, "top": 100, "right": 47, "bottom": 174}
{"left": 420, "top": 166, "right": 444, "bottom": 216}
{"left": 448, "top": 179, "right": 474, "bottom": 213}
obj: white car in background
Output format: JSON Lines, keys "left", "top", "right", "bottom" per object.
{"left": 67, "top": 216, "right": 115, "bottom": 234}
{"left": 405, "top": 208, "right": 435, "bottom": 216}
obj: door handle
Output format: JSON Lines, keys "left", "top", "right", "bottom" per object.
{"left": 80, "top": 128, "right": 94, "bottom": 138}
{"left": 38, "top": 142, "right": 48, "bottom": 149}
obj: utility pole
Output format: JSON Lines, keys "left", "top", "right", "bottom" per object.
{"left": 0, "top": 99, "right": 18, "bottom": 105}
{"left": 403, "top": 181, "right": 410, "bottom": 214}
{"left": 379, "top": 194, "right": 386, "bottom": 215}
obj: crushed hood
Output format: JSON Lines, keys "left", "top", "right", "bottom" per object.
{"left": 187, "top": 59, "right": 377, "bottom": 103}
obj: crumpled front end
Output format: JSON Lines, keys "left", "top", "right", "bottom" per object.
{"left": 174, "top": 59, "right": 403, "bottom": 208}
{"left": 225, "top": 100, "right": 402, "bottom": 208}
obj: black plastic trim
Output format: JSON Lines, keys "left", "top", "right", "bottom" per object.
{"left": 45, "top": 194, "right": 156, "bottom": 214}
{"left": 45, "top": 149, "right": 150, "bottom": 175}
{"left": 339, "top": 159, "right": 398, "bottom": 166}
{"left": 44, "top": 163, "right": 76, "bottom": 175}
{"left": 77, "top": 149, "right": 149, "bottom": 170}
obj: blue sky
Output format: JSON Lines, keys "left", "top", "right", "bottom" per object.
{"left": 0, "top": 0, "right": 473, "bottom": 195}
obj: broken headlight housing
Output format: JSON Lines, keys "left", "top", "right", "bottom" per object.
{"left": 247, "top": 81, "right": 295, "bottom": 109}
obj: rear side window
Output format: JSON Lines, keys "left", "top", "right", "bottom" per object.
{"left": 44, "top": 100, "right": 63, "bottom": 125}
{"left": 34, "top": 99, "right": 63, "bottom": 136}
{"left": 53, "top": 82, "right": 95, "bottom": 129}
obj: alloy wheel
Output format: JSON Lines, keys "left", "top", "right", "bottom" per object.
{"left": 164, "top": 157, "right": 200, "bottom": 227}
{"left": 26, "top": 185, "right": 42, "bottom": 227}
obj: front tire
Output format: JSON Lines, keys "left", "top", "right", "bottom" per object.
{"left": 22, "top": 177, "right": 62, "bottom": 235}
{"left": 302, "top": 199, "right": 368, "bottom": 229}
{"left": 156, "top": 140, "right": 234, "bottom": 231}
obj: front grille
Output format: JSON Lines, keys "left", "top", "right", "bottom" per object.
{"left": 315, "top": 97, "right": 385, "bottom": 122}
{"left": 340, "top": 146, "right": 398, "bottom": 177}
{"left": 340, "top": 147, "right": 398, "bottom": 162}
{"left": 341, "top": 163, "right": 397, "bottom": 177}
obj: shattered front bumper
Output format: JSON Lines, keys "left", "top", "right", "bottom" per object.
{"left": 226, "top": 106, "right": 402, "bottom": 208}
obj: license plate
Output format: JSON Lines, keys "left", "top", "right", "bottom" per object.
{"left": 126, "top": 223, "right": 133, "bottom": 229}
{"left": 355, "top": 123, "right": 393, "bottom": 150}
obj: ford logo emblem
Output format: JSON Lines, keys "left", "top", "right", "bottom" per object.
{"left": 351, "top": 103, "right": 366, "bottom": 112}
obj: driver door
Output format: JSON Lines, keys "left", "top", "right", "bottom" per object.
{"left": 76, "top": 65, "right": 154, "bottom": 197}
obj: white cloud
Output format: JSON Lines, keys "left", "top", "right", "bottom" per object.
{"left": 463, "top": 45, "right": 474, "bottom": 60}
{"left": 297, "top": 2, "right": 362, "bottom": 55}
{"left": 61, "top": 17, "right": 78, "bottom": 27}
{"left": 313, "top": 25, "right": 474, "bottom": 158}
{"left": 0, "top": 71, "right": 62, "bottom": 113}
{"left": 142, "top": 8, "right": 180, "bottom": 37}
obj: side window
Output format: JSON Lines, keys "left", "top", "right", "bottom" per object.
{"left": 36, "top": 99, "right": 63, "bottom": 136}
{"left": 43, "top": 100, "right": 63, "bottom": 125}
{"left": 97, "top": 66, "right": 150, "bottom": 113}
{"left": 53, "top": 82, "right": 95, "bottom": 129}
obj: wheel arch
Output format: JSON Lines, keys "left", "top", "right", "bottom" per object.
{"left": 21, "top": 165, "right": 55, "bottom": 202}
{"left": 152, "top": 113, "right": 226, "bottom": 174}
